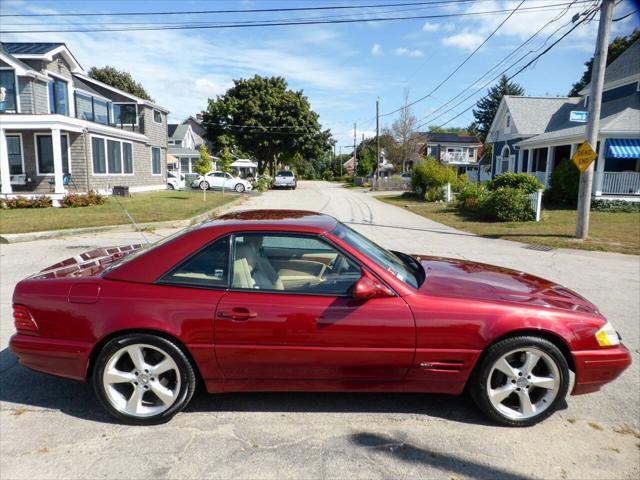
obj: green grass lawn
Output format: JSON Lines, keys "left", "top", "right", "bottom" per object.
{"left": 0, "top": 190, "right": 241, "bottom": 234}
{"left": 379, "top": 196, "right": 640, "bottom": 255}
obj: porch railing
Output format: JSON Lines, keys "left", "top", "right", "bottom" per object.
{"left": 601, "top": 172, "right": 640, "bottom": 195}
{"left": 441, "top": 152, "right": 474, "bottom": 164}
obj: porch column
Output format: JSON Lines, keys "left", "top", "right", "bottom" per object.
{"left": 527, "top": 149, "right": 533, "bottom": 173}
{"left": 51, "top": 128, "right": 65, "bottom": 194}
{"left": 545, "top": 146, "right": 554, "bottom": 188}
{"left": 0, "top": 128, "right": 12, "bottom": 194}
{"left": 517, "top": 149, "right": 524, "bottom": 173}
{"left": 595, "top": 137, "right": 606, "bottom": 196}
{"left": 570, "top": 144, "right": 577, "bottom": 158}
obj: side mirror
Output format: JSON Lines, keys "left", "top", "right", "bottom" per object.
{"left": 353, "top": 269, "right": 394, "bottom": 301}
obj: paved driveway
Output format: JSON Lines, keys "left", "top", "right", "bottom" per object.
{"left": 1, "top": 181, "right": 638, "bottom": 479}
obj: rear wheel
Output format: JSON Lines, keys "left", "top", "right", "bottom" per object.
{"left": 167, "top": 183, "right": 175, "bottom": 190}
{"left": 92, "top": 334, "right": 196, "bottom": 425}
{"left": 470, "top": 336, "right": 569, "bottom": 427}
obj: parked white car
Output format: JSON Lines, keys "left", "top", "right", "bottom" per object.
{"left": 191, "top": 171, "right": 253, "bottom": 193}
{"left": 167, "top": 171, "right": 185, "bottom": 190}
{"left": 273, "top": 170, "right": 297, "bottom": 189}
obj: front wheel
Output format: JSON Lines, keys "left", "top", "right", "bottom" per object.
{"left": 92, "top": 334, "right": 196, "bottom": 425}
{"left": 469, "top": 336, "right": 569, "bottom": 427}
{"left": 235, "top": 183, "right": 245, "bottom": 193}
{"left": 199, "top": 181, "right": 209, "bottom": 190}
{"left": 167, "top": 183, "right": 175, "bottom": 190}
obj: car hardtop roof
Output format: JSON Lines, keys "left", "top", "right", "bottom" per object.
{"left": 201, "top": 209, "right": 338, "bottom": 232}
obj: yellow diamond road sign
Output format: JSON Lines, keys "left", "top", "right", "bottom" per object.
{"left": 572, "top": 141, "right": 597, "bottom": 173}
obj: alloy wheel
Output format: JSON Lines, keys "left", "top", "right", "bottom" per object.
{"left": 486, "top": 347, "right": 560, "bottom": 421}
{"left": 102, "top": 343, "right": 181, "bottom": 418}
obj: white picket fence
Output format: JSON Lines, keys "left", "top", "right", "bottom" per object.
{"left": 527, "top": 189, "right": 543, "bottom": 222}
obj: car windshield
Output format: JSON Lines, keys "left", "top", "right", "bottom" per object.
{"left": 277, "top": 171, "right": 293, "bottom": 177}
{"left": 331, "top": 223, "right": 419, "bottom": 289}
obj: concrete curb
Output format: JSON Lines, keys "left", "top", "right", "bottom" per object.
{"left": 0, "top": 195, "right": 246, "bottom": 244}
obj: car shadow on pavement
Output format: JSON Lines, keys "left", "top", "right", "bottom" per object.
{"left": 349, "top": 432, "right": 531, "bottom": 480}
{"left": 1, "top": 349, "right": 566, "bottom": 426}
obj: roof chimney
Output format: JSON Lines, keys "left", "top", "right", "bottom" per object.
{"left": 195, "top": 113, "right": 203, "bottom": 122}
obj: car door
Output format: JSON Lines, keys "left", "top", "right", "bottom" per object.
{"left": 207, "top": 173, "right": 224, "bottom": 189}
{"left": 222, "top": 173, "right": 236, "bottom": 189}
{"left": 214, "top": 232, "right": 416, "bottom": 383}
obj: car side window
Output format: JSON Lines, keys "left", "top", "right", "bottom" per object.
{"left": 159, "top": 236, "right": 230, "bottom": 288}
{"left": 231, "top": 233, "right": 360, "bottom": 295}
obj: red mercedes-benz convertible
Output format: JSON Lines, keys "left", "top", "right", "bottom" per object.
{"left": 10, "top": 210, "right": 631, "bottom": 426}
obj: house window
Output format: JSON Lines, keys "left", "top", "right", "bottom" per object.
{"left": 174, "top": 140, "right": 182, "bottom": 146}
{"left": 92, "top": 136, "right": 134, "bottom": 174}
{"left": 506, "top": 115, "right": 510, "bottom": 128}
{"left": 0, "top": 69, "right": 17, "bottom": 112}
{"left": 6, "top": 135, "right": 23, "bottom": 174}
{"left": 123, "top": 142, "right": 133, "bottom": 174}
{"left": 36, "top": 134, "right": 70, "bottom": 175}
{"left": 113, "top": 103, "right": 138, "bottom": 125}
{"left": 153, "top": 109, "right": 162, "bottom": 123}
{"left": 107, "top": 140, "right": 122, "bottom": 174}
{"left": 151, "top": 147, "right": 162, "bottom": 175}
{"left": 75, "top": 92, "right": 111, "bottom": 124}
{"left": 48, "top": 77, "right": 69, "bottom": 115}
{"left": 93, "top": 98, "right": 110, "bottom": 125}
{"left": 91, "top": 137, "right": 106, "bottom": 174}
{"left": 180, "top": 157, "right": 190, "bottom": 173}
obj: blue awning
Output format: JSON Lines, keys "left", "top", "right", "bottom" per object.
{"left": 605, "top": 139, "right": 640, "bottom": 159}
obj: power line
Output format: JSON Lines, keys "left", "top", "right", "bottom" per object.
{"left": 0, "top": 0, "right": 488, "bottom": 17}
{"left": 379, "top": 0, "right": 526, "bottom": 117}
{"left": 412, "top": 0, "right": 587, "bottom": 129}
{"left": 0, "top": 2, "right": 593, "bottom": 33}
{"left": 612, "top": 8, "right": 639, "bottom": 21}
{"left": 431, "top": 5, "right": 599, "bottom": 130}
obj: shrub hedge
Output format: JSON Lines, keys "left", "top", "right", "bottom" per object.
{"left": 591, "top": 199, "right": 640, "bottom": 212}
{"left": 2, "top": 196, "right": 53, "bottom": 209}
{"left": 487, "top": 172, "right": 543, "bottom": 194}
{"left": 61, "top": 191, "right": 106, "bottom": 207}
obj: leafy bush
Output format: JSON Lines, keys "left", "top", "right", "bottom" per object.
{"left": 322, "top": 169, "right": 334, "bottom": 181}
{"left": 253, "top": 177, "right": 271, "bottom": 192}
{"left": 452, "top": 173, "right": 469, "bottom": 193}
{"left": 61, "top": 190, "right": 106, "bottom": 207}
{"left": 456, "top": 183, "right": 488, "bottom": 213}
{"left": 544, "top": 160, "right": 580, "bottom": 207}
{"left": 3, "top": 196, "right": 53, "bottom": 208}
{"left": 411, "top": 158, "right": 457, "bottom": 201}
{"left": 390, "top": 174, "right": 403, "bottom": 182}
{"left": 591, "top": 199, "right": 640, "bottom": 213}
{"left": 487, "top": 172, "right": 543, "bottom": 194}
{"left": 481, "top": 187, "right": 535, "bottom": 222}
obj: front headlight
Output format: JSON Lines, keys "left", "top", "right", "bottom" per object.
{"left": 595, "top": 321, "right": 621, "bottom": 347}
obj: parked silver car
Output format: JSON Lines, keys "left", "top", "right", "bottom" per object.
{"left": 273, "top": 170, "right": 297, "bottom": 189}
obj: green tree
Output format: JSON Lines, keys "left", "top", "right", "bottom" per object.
{"left": 194, "top": 144, "right": 212, "bottom": 175}
{"left": 87, "top": 66, "right": 153, "bottom": 101}
{"left": 202, "top": 75, "right": 332, "bottom": 175}
{"left": 218, "top": 147, "right": 233, "bottom": 174}
{"left": 569, "top": 29, "right": 639, "bottom": 96}
{"left": 471, "top": 75, "right": 524, "bottom": 141}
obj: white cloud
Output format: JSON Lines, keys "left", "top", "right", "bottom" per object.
{"left": 422, "top": 22, "right": 455, "bottom": 32}
{"left": 371, "top": 43, "right": 383, "bottom": 55}
{"left": 394, "top": 47, "right": 424, "bottom": 57}
{"left": 442, "top": 32, "right": 484, "bottom": 51}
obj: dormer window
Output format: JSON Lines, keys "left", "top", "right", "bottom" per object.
{"left": 0, "top": 69, "right": 17, "bottom": 113}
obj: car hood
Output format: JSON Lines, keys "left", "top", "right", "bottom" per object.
{"left": 28, "top": 244, "right": 145, "bottom": 279}
{"left": 414, "top": 255, "right": 600, "bottom": 315}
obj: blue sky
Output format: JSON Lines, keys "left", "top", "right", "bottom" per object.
{"left": 1, "top": 0, "right": 638, "bottom": 150}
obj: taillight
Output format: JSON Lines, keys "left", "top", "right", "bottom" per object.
{"left": 13, "top": 305, "right": 38, "bottom": 333}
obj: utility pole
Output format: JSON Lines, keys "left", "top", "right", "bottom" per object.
{"left": 352, "top": 122, "right": 357, "bottom": 184}
{"left": 375, "top": 98, "right": 380, "bottom": 189}
{"left": 339, "top": 145, "right": 342, "bottom": 176}
{"left": 576, "top": 0, "right": 614, "bottom": 239}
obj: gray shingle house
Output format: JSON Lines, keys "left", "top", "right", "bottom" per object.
{"left": 487, "top": 40, "right": 640, "bottom": 199}
{"left": 0, "top": 42, "right": 170, "bottom": 201}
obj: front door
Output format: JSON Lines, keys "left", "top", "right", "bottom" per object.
{"left": 214, "top": 232, "right": 416, "bottom": 382}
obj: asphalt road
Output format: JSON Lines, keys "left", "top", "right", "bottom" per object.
{"left": 1, "top": 181, "right": 638, "bottom": 479}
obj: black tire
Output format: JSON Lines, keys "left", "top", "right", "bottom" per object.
{"left": 199, "top": 181, "right": 209, "bottom": 190}
{"left": 167, "top": 183, "right": 175, "bottom": 190}
{"left": 235, "top": 183, "right": 245, "bottom": 193}
{"left": 92, "top": 333, "right": 197, "bottom": 425}
{"left": 469, "top": 336, "right": 570, "bottom": 427}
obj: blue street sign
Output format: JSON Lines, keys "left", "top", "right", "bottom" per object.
{"left": 570, "top": 111, "right": 589, "bottom": 122}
